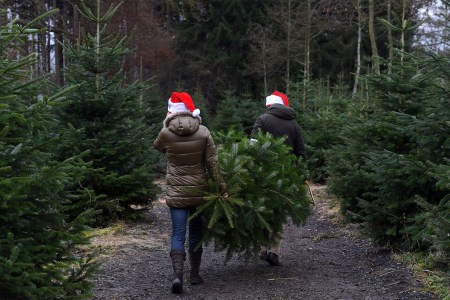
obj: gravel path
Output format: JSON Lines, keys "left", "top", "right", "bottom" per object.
{"left": 91, "top": 185, "right": 436, "bottom": 300}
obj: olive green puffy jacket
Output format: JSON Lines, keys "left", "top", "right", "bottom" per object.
{"left": 153, "top": 111, "right": 224, "bottom": 208}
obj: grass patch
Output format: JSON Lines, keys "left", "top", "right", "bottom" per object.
{"left": 394, "top": 252, "right": 450, "bottom": 300}
{"left": 75, "top": 222, "right": 128, "bottom": 256}
{"left": 83, "top": 221, "right": 127, "bottom": 238}
{"left": 314, "top": 185, "right": 346, "bottom": 225}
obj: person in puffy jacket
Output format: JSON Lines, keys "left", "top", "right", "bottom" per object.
{"left": 153, "top": 91, "right": 226, "bottom": 294}
{"left": 251, "top": 91, "right": 306, "bottom": 266}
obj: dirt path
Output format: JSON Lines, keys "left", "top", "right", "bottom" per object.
{"left": 91, "top": 185, "right": 436, "bottom": 300}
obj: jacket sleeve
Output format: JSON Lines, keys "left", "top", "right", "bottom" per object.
{"left": 153, "top": 128, "right": 166, "bottom": 153}
{"left": 251, "top": 116, "right": 263, "bottom": 137}
{"left": 293, "top": 124, "right": 307, "bottom": 160}
{"left": 204, "top": 130, "right": 227, "bottom": 193}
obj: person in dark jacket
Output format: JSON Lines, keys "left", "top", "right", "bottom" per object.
{"left": 251, "top": 91, "right": 306, "bottom": 266}
{"left": 251, "top": 91, "right": 306, "bottom": 160}
{"left": 153, "top": 91, "right": 226, "bottom": 294}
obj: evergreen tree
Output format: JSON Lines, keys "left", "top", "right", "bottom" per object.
{"left": 327, "top": 48, "right": 449, "bottom": 250}
{"left": 290, "top": 80, "right": 352, "bottom": 182}
{"left": 412, "top": 161, "right": 449, "bottom": 269}
{"left": 191, "top": 130, "right": 311, "bottom": 261}
{"left": 210, "top": 92, "right": 261, "bottom": 134}
{"left": 57, "top": 1, "right": 159, "bottom": 224}
{"left": 0, "top": 12, "right": 96, "bottom": 299}
{"left": 405, "top": 52, "right": 450, "bottom": 267}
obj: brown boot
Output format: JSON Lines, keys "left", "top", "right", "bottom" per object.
{"left": 170, "top": 250, "right": 185, "bottom": 294}
{"left": 189, "top": 251, "right": 204, "bottom": 285}
{"left": 266, "top": 252, "right": 281, "bottom": 266}
{"left": 259, "top": 250, "right": 268, "bottom": 261}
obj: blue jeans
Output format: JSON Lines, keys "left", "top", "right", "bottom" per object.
{"left": 170, "top": 207, "right": 203, "bottom": 253}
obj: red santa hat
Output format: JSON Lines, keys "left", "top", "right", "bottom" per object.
{"left": 265, "top": 91, "right": 289, "bottom": 107}
{"left": 168, "top": 92, "right": 200, "bottom": 117}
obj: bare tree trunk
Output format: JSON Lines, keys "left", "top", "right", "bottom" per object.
{"left": 73, "top": 1, "right": 80, "bottom": 44}
{"left": 286, "top": 0, "right": 291, "bottom": 94}
{"left": 302, "top": 0, "right": 312, "bottom": 109}
{"left": 140, "top": 55, "right": 143, "bottom": 107}
{"left": 368, "top": 0, "right": 380, "bottom": 75}
{"left": 246, "top": 23, "right": 277, "bottom": 96}
{"left": 267, "top": 0, "right": 309, "bottom": 97}
{"left": 259, "top": 24, "right": 269, "bottom": 96}
{"left": 262, "top": 38, "right": 268, "bottom": 96}
{"left": 96, "top": 0, "right": 101, "bottom": 92}
{"left": 53, "top": 0, "right": 65, "bottom": 85}
{"left": 387, "top": 0, "right": 393, "bottom": 74}
{"left": 352, "top": 0, "right": 362, "bottom": 98}
{"left": 400, "top": 0, "right": 409, "bottom": 66}
{"left": 260, "top": 27, "right": 269, "bottom": 96}
{"left": 38, "top": 31, "right": 47, "bottom": 75}
{"left": 54, "top": 35, "right": 62, "bottom": 83}
{"left": 38, "top": 1, "right": 50, "bottom": 75}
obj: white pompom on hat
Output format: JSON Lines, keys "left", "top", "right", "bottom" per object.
{"left": 265, "top": 91, "right": 289, "bottom": 107}
{"left": 168, "top": 91, "right": 200, "bottom": 117}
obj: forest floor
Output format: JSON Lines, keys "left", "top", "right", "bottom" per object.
{"left": 90, "top": 184, "right": 437, "bottom": 300}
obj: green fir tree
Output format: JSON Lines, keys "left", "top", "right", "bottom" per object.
{"left": 57, "top": 1, "right": 159, "bottom": 224}
{"left": 404, "top": 52, "right": 450, "bottom": 268}
{"left": 210, "top": 92, "right": 261, "bottom": 134}
{"left": 0, "top": 11, "right": 96, "bottom": 299}
{"left": 327, "top": 49, "right": 449, "bottom": 250}
{"left": 191, "top": 130, "right": 311, "bottom": 262}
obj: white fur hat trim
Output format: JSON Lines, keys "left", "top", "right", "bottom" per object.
{"left": 266, "top": 95, "right": 284, "bottom": 106}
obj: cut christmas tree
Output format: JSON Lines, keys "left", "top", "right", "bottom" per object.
{"left": 191, "top": 130, "right": 311, "bottom": 262}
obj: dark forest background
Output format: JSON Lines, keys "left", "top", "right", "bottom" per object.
{"left": 1, "top": 0, "right": 449, "bottom": 299}
{"left": 3, "top": 0, "right": 441, "bottom": 107}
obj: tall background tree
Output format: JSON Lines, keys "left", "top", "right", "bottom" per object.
{"left": 2, "top": 0, "right": 434, "bottom": 108}
{"left": 166, "top": 0, "right": 272, "bottom": 111}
